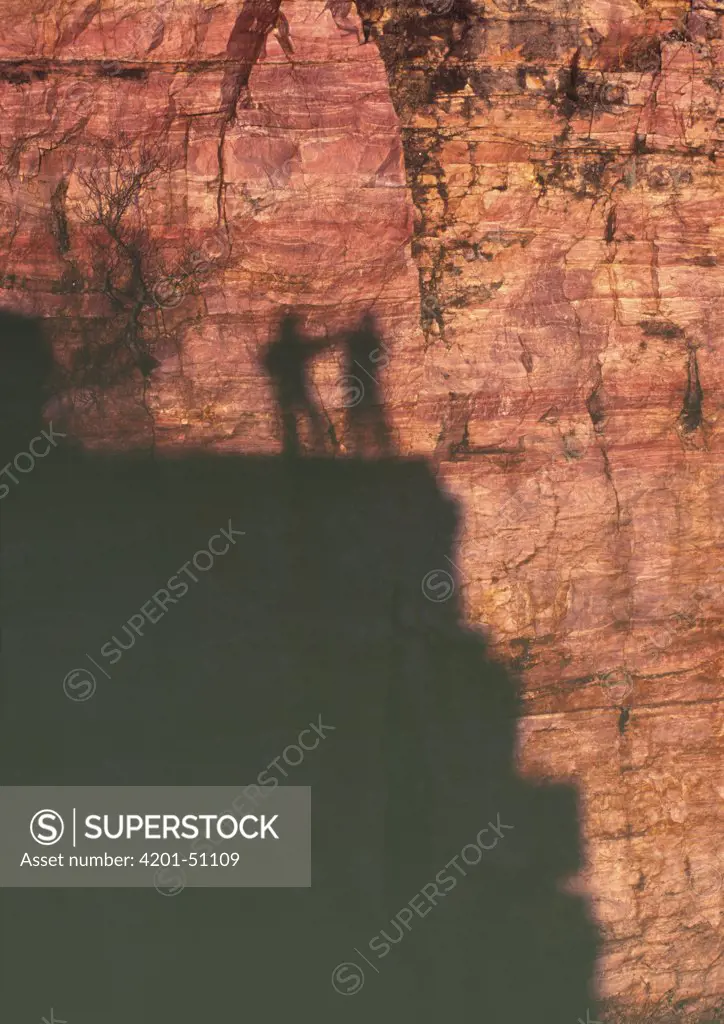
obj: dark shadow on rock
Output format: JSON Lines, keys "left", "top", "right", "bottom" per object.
{"left": 0, "top": 310, "right": 599, "bottom": 1023}
{"left": 342, "top": 312, "right": 393, "bottom": 457}
{"left": 263, "top": 311, "right": 332, "bottom": 457}
{"left": 0, "top": 312, "right": 55, "bottom": 464}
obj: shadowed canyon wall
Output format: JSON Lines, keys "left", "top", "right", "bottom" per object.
{"left": 0, "top": 0, "right": 722, "bottom": 1015}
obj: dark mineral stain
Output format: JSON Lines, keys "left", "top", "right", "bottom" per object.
{"left": 430, "top": 64, "right": 469, "bottom": 95}
{"left": 0, "top": 67, "right": 32, "bottom": 85}
{"left": 586, "top": 386, "right": 605, "bottom": 428}
{"left": 680, "top": 349, "right": 703, "bottom": 433}
{"left": 50, "top": 179, "right": 70, "bottom": 255}
{"left": 557, "top": 47, "right": 581, "bottom": 117}
{"left": 604, "top": 207, "right": 616, "bottom": 243}
{"left": 98, "top": 62, "right": 149, "bottom": 81}
{"left": 639, "top": 320, "right": 684, "bottom": 339}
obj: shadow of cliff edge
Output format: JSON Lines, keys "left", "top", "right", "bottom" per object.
{"left": 0, "top": 311, "right": 599, "bottom": 1023}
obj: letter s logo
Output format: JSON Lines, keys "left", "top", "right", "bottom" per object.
{"left": 30, "top": 809, "right": 65, "bottom": 846}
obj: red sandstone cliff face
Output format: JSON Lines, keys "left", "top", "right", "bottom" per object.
{"left": 1, "top": 0, "right": 723, "bottom": 1016}
{"left": 0, "top": 0, "right": 425, "bottom": 452}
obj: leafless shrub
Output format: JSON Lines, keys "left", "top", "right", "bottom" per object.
{"left": 68, "top": 132, "right": 186, "bottom": 400}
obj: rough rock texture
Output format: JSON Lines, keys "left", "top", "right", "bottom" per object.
{"left": 1, "top": 0, "right": 723, "bottom": 1015}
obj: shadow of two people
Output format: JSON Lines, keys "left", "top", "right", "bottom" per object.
{"left": 0, "top": 309, "right": 599, "bottom": 1024}
{"left": 263, "top": 310, "right": 392, "bottom": 457}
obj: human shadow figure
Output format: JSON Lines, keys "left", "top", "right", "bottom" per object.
{"left": 1, "top": 309, "right": 600, "bottom": 1024}
{"left": 342, "top": 312, "right": 393, "bottom": 457}
{"left": 263, "top": 312, "right": 331, "bottom": 457}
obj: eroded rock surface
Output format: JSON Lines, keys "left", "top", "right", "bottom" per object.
{"left": 0, "top": 0, "right": 722, "bottom": 1015}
